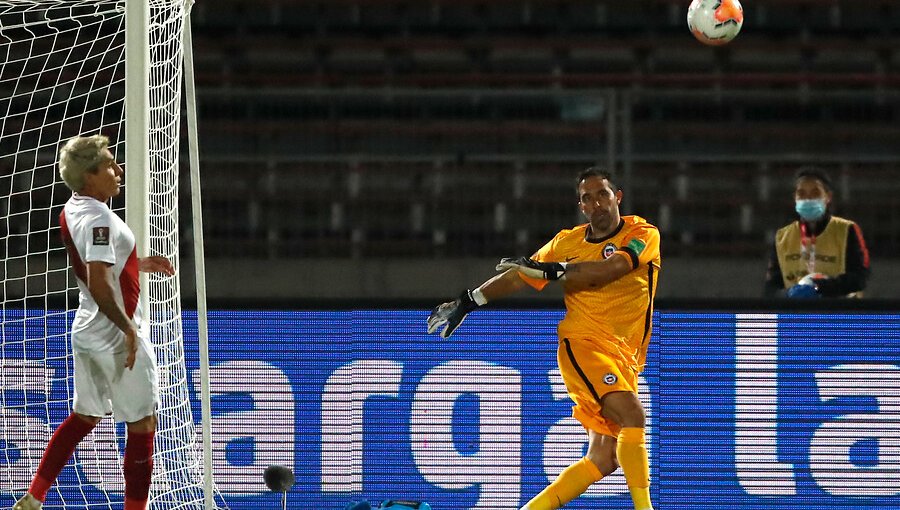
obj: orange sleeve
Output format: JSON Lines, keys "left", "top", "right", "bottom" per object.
{"left": 517, "top": 232, "right": 561, "bottom": 291}
{"left": 617, "top": 224, "right": 660, "bottom": 269}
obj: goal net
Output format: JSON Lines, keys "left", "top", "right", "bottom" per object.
{"left": 0, "top": 1, "right": 210, "bottom": 509}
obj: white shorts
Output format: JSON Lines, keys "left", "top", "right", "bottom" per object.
{"left": 72, "top": 340, "right": 159, "bottom": 423}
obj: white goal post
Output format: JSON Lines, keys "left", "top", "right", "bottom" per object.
{"left": 0, "top": 1, "right": 215, "bottom": 509}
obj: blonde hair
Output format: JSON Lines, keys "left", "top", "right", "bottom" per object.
{"left": 58, "top": 135, "right": 113, "bottom": 192}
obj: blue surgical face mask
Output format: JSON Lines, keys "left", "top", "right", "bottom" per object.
{"left": 795, "top": 199, "right": 826, "bottom": 221}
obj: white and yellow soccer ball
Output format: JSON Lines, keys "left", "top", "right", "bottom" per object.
{"left": 687, "top": 0, "right": 744, "bottom": 46}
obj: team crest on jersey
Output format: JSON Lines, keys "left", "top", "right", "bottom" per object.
{"left": 92, "top": 226, "right": 110, "bottom": 245}
{"left": 603, "top": 373, "right": 618, "bottom": 385}
{"left": 602, "top": 242, "right": 617, "bottom": 259}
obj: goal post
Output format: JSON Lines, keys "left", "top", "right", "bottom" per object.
{"left": 0, "top": 1, "right": 216, "bottom": 509}
{"left": 179, "top": 10, "right": 216, "bottom": 509}
{"left": 125, "top": 0, "right": 151, "bottom": 321}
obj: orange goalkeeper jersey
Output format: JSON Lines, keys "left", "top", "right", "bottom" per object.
{"left": 522, "top": 215, "right": 661, "bottom": 372}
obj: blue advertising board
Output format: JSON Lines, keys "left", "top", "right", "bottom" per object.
{"left": 2, "top": 310, "right": 899, "bottom": 509}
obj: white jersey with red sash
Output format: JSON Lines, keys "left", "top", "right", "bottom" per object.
{"left": 60, "top": 194, "right": 143, "bottom": 353}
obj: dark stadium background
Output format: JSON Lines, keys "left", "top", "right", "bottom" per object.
{"left": 178, "top": 0, "right": 900, "bottom": 304}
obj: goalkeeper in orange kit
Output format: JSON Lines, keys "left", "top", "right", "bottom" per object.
{"left": 427, "top": 168, "right": 661, "bottom": 510}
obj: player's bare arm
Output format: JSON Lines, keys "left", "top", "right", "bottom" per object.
{"left": 427, "top": 268, "right": 530, "bottom": 338}
{"left": 478, "top": 267, "right": 530, "bottom": 301}
{"left": 87, "top": 261, "right": 139, "bottom": 369}
{"left": 139, "top": 256, "right": 175, "bottom": 276}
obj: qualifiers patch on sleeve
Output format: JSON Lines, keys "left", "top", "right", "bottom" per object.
{"left": 627, "top": 238, "right": 646, "bottom": 255}
{"left": 92, "top": 226, "right": 110, "bottom": 245}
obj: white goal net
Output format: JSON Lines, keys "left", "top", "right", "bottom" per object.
{"left": 0, "top": 1, "right": 210, "bottom": 509}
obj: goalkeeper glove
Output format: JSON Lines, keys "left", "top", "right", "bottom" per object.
{"left": 495, "top": 257, "right": 567, "bottom": 280}
{"left": 426, "top": 289, "right": 481, "bottom": 338}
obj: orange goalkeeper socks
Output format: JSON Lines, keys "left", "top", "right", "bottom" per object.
{"left": 522, "top": 457, "right": 603, "bottom": 510}
{"left": 617, "top": 427, "right": 653, "bottom": 510}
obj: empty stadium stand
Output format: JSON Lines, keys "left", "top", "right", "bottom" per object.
{"left": 7, "top": 1, "right": 898, "bottom": 270}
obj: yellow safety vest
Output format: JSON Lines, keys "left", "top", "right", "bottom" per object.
{"left": 775, "top": 216, "right": 854, "bottom": 289}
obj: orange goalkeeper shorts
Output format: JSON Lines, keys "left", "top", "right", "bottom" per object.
{"left": 557, "top": 337, "right": 639, "bottom": 437}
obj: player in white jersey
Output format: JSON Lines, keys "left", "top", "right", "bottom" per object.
{"left": 14, "top": 135, "right": 174, "bottom": 510}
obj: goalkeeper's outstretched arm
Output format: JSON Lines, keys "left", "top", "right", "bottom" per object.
{"left": 562, "top": 253, "right": 633, "bottom": 288}
{"left": 496, "top": 252, "right": 633, "bottom": 289}
{"left": 426, "top": 269, "right": 529, "bottom": 338}
{"left": 478, "top": 267, "right": 531, "bottom": 300}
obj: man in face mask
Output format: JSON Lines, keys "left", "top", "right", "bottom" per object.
{"left": 764, "top": 167, "right": 870, "bottom": 298}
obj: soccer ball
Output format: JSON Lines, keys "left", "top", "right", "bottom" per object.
{"left": 687, "top": 0, "right": 744, "bottom": 46}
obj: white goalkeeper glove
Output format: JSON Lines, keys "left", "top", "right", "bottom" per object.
{"left": 426, "top": 289, "right": 483, "bottom": 338}
{"left": 495, "top": 257, "right": 567, "bottom": 280}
